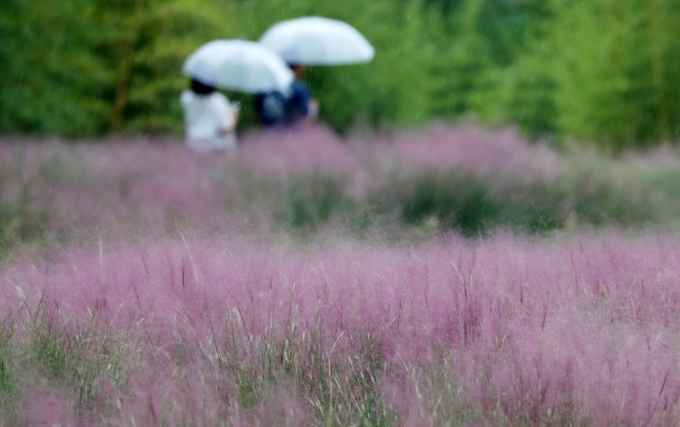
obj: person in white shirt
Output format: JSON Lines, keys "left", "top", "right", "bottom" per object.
{"left": 180, "top": 79, "right": 239, "bottom": 151}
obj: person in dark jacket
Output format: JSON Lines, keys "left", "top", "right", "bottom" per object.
{"left": 254, "top": 63, "right": 318, "bottom": 128}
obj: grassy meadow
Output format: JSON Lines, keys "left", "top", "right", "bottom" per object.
{"left": 3, "top": 125, "right": 680, "bottom": 425}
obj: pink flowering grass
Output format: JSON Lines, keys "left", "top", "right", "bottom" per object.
{"left": 3, "top": 124, "right": 680, "bottom": 248}
{"left": 0, "top": 128, "right": 368, "bottom": 243}
{"left": 6, "top": 125, "right": 680, "bottom": 427}
{"left": 353, "top": 123, "right": 561, "bottom": 183}
{"left": 2, "top": 232, "right": 680, "bottom": 425}
{"left": 238, "top": 126, "right": 360, "bottom": 179}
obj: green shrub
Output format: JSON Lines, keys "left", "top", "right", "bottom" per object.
{"left": 399, "top": 172, "right": 503, "bottom": 236}
{"left": 559, "top": 170, "right": 656, "bottom": 226}
{"left": 0, "top": 207, "right": 46, "bottom": 256}
{"left": 497, "top": 181, "right": 565, "bottom": 233}
{"left": 372, "top": 166, "right": 657, "bottom": 237}
{"left": 33, "top": 333, "right": 67, "bottom": 379}
{"left": 0, "top": 331, "right": 14, "bottom": 400}
{"left": 278, "top": 175, "right": 352, "bottom": 230}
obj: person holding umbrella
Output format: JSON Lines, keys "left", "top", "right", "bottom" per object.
{"left": 254, "top": 61, "right": 319, "bottom": 128}
{"left": 254, "top": 17, "right": 374, "bottom": 128}
{"left": 181, "top": 78, "right": 239, "bottom": 151}
{"left": 181, "top": 40, "right": 294, "bottom": 150}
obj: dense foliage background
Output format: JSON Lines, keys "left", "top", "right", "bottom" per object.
{"left": 1, "top": 0, "right": 679, "bottom": 148}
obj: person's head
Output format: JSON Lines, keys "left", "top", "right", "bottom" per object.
{"left": 288, "top": 63, "right": 306, "bottom": 78}
{"left": 190, "top": 79, "right": 215, "bottom": 95}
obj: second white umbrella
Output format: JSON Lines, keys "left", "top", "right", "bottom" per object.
{"left": 259, "top": 17, "right": 375, "bottom": 66}
{"left": 182, "top": 40, "right": 294, "bottom": 93}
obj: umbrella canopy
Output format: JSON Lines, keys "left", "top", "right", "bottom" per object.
{"left": 182, "top": 40, "right": 294, "bottom": 93}
{"left": 259, "top": 17, "right": 375, "bottom": 66}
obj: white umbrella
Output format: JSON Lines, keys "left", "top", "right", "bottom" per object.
{"left": 182, "top": 40, "right": 294, "bottom": 93}
{"left": 259, "top": 17, "right": 375, "bottom": 66}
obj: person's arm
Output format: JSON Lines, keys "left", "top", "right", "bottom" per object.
{"left": 215, "top": 94, "right": 235, "bottom": 136}
{"left": 299, "top": 84, "right": 318, "bottom": 124}
{"left": 308, "top": 99, "right": 319, "bottom": 120}
{"left": 230, "top": 101, "right": 241, "bottom": 126}
{"left": 298, "top": 97, "right": 318, "bottom": 125}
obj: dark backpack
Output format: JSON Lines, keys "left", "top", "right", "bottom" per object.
{"left": 255, "top": 90, "right": 287, "bottom": 126}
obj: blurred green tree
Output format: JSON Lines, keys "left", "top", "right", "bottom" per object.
{"left": 94, "top": 0, "right": 231, "bottom": 134}
{"left": 0, "top": 0, "right": 112, "bottom": 134}
{"left": 0, "top": 0, "right": 231, "bottom": 135}
{"left": 522, "top": 0, "right": 680, "bottom": 148}
{"left": 429, "top": 0, "right": 495, "bottom": 121}
{"left": 550, "top": 0, "right": 635, "bottom": 147}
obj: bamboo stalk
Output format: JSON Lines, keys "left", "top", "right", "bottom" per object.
{"left": 109, "top": 0, "right": 144, "bottom": 136}
{"left": 649, "top": 0, "right": 669, "bottom": 141}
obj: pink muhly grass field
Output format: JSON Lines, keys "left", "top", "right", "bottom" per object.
{"left": 5, "top": 125, "right": 680, "bottom": 425}
{"left": 3, "top": 232, "right": 680, "bottom": 425}
{"left": 0, "top": 124, "right": 564, "bottom": 231}
{"left": 3, "top": 123, "right": 679, "bottom": 242}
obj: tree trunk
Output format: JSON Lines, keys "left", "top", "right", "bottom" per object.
{"left": 109, "top": 0, "right": 143, "bottom": 136}
{"left": 649, "top": 0, "right": 669, "bottom": 140}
